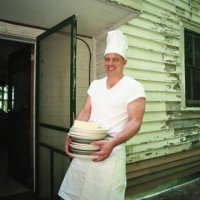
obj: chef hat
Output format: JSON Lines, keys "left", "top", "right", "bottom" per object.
{"left": 104, "top": 30, "right": 128, "bottom": 59}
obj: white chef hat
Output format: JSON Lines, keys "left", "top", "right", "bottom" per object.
{"left": 104, "top": 30, "right": 128, "bottom": 59}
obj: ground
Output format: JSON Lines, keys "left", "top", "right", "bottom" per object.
{"left": 142, "top": 178, "right": 200, "bottom": 200}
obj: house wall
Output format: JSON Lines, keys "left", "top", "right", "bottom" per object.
{"left": 122, "top": 0, "right": 200, "bottom": 162}
{"left": 76, "top": 36, "right": 93, "bottom": 113}
{"left": 96, "top": 0, "right": 200, "bottom": 198}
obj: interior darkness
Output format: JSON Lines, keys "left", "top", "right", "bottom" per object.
{"left": 0, "top": 38, "right": 34, "bottom": 199}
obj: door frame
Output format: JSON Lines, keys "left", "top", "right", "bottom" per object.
{"left": 35, "top": 15, "right": 77, "bottom": 198}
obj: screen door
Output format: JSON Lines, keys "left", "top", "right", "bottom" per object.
{"left": 36, "top": 15, "right": 77, "bottom": 199}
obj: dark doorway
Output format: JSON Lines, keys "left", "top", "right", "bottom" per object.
{"left": 0, "top": 39, "right": 34, "bottom": 198}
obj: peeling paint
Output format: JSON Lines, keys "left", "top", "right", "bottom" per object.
{"left": 167, "top": 73, "right": 179, "bottom": 80}
{"left": 172, "top": 83, "right": 180, "bottom": 90}
{"left": 102, "top": 0, "right": 141, "bottom": 12}
{"left": 164, "top": 63, "right": 176, "bottom": 72}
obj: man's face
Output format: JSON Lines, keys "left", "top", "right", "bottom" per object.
{"left": 104, "top": 53, "right": 127, "bottom": 76}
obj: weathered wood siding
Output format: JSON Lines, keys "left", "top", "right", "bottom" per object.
{"left": 123, "top": 0, "right": 200, "bottom": 161}
{"left": 96, "top": 0, "right": 200, "bottom": 196}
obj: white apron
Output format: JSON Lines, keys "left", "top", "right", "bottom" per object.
{"left": 58, "top": 147, "right": 126, "bottom": 200}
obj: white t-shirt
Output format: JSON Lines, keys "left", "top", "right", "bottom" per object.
{"left": 87, "top": 76, "right": 145, "bottom": 137}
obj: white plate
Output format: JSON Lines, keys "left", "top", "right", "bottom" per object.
{"left": 69, "top": 133, "right": 106, "bottom": 140}
{"left": 70, "top": 141, "right": 93, "bottom": 146}
{"left": 68, "top": 152, "right": 98, "bottom": 159}
{"left": 70, "top": 148, "right": 97, "bottom": 155}
{"left": 69, "top": 134, "right": 107, "bottom": 140}
{"left": 70, "top": 130, "right": 107, "bottom": 136}
{"left": 70, "top": 127, "right": 108, "bottom": 133}
{"left": 70, "top": 143, "right": 99, "bottom": 151}
{"left": 70, "top": 138, "right": 95, "bottom": 144}
{"left": 69, "top": 131, "right": 107, "bottom": 137}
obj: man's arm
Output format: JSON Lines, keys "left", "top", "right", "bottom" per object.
{"left": 75, "top": 95, "right": 92, "bottom": 121}
{"left": 110, "top": 97, "right": 145, "bottom": 147}
{"left": 92, "top": 97, "right": 145, "bottom": 161}
{"left": 65, "top": 95, "right": 92, "bottom": 157}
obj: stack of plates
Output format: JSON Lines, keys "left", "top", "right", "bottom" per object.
{"left": 68, "top": 120, "right": 108, "bottom": 159}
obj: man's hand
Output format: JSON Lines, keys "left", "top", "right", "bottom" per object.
{"left": 91, "top": 140, "right": 114, "bottom": 162}
{"left": 65, "top": 135, "right": 74, "bottom": 158}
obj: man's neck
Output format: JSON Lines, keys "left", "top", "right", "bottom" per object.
{"left": 106, "top": 74, "right": 124, "bottom": 89}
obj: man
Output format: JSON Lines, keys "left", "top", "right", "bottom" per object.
{"left": 58, "top": 30, "right": 145, "bottom": 200}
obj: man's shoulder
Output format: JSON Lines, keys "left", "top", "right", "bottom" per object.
{"left": 124, "top": 76, "right": 143, "bottom": 87}
{"left": 90, "top": 77, "right": 106, "bottom": 85}
{"left": 88, "top": 77, "right": 106, "bottom": 91}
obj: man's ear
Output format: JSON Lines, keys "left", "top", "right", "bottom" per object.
{"left": 124, "top": 59, "right": 127, "bottom": 66}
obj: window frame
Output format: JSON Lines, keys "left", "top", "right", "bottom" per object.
{"left": 184, "top": 29, "right": 200, "bottom": 107}
{"left": 180, "top": 23, "right": 200, "bottom": 110}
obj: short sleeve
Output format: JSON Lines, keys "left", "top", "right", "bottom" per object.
{"left": 87, "top": 80, "right": 95, "bottom": 96}
{"left": 126, "top": 80, "right": 146, "bottom": 105}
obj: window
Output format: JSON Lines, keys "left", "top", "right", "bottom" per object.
{"left": 184, "top": 29, "right": 200, "bottom": 107}
{"left": 0, "top": 85, "right": 8, "bottom": 112}
{"left": 0, "top": 85, "right": 15, "bottom": 112}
